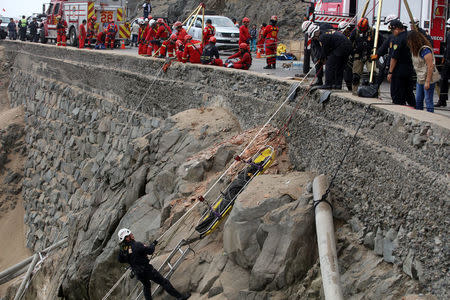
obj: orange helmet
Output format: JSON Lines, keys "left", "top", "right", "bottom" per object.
{"left": 209, "top": 36, "right": 216, "bottom": 43}
{"left": 174, "top": 21, "right": 182, "bottom": 28}
{"left": 170, "top": 34, "right": 177, "bottom": 41}
{"left": 243, "top": 17, "right": 250, "bottom": 23}
{"left": 176, "top": 40, "right": 183, "bottom": 47}
{"left": 239, "top": 43, "right": 249, "bottom": 50}
{"left": 357, "top": 17, "right": 369, "bottom": 32}
{"left": 184, "top": 35, "right": 192, "bottom": 43}
{"left": 157, "top": 18, "right": 164, "bottom": 24}
{"left": 271, "top": 15, "right": 278, "bottom": 21}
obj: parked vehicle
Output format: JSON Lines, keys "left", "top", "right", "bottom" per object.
{"left": 184, "top": 15, "right": 240, "bottom": 49}
{"left": 42, "top": 0, "right": 130, "bottom": 46}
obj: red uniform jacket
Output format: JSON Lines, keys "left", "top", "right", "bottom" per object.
{"left": 258, "top": 26, "right": 266, "bottom": 46}
{"left": 176, "top": 28, "right": 188, "bottom": 41}
{"left": 263, "top": 25, "right": 279, "bottom": 43}
{"left": 145, "top": 27, "right": 157, "bottom": 42}
{"left": 79, "top": 23, "right": 87, "bottom": 38}
{"left": 229, "top": 51, "right": 252, "bottom": 70}
{"left": 106, "top": 23, "right": 118, "bottom": 37}
{"left": 156, "top": 23, "right": 172, "bottom": 40}
{"left": 96, "top": 31, "right": 105, "bottom": 44}
{"left": 182, "top": 40, "right": 203, "bottom": 63}
{"left": 239, "top": 25, "right": 251, "bottom": 45}
{"left": 57, "top": 20, "right": 68, "bottom": 35}
{"left": 138, "top": 26, "right": 146, "bottom": 44}
{"left": 203, "top": 24, "right": 216, "bottom": 45}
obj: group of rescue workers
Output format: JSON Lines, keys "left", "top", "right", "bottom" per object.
{"left": 302, "top": 15, "right": 449, "bottom": 111}
{"left": 133, "top": 15, "right": 280, "bottom": 70}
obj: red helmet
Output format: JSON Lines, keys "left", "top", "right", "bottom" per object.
{"left": 170, "top": 34, "right": 177, "bottom": 41}
{"left": 271, "top": 15, "right": 278, "bottom": 21}
{"left": 91, "top": 16, "right": 97, "bottom": 21}
{"left": 209, "top": 36, "right": 216, "bottom": 43}
{"left": 176, "top": 40, "right": 183, "bottom": 47}
{"left": 239, "top": 43, "right": 249, "bottom": 50}
{"left": 174, "top": 21, "right": 182, "bottom": 27}
{"left": 157, "top": 18, "right": 164, "bottom": 24}
{"left": 184, "top": 35, "right": 192, "bottom": 42}
{"left": 357, "top": 17, "right": 369, "bottom": 32}
{"left": 243, "top": 17, "right": 250, "bottom": 23}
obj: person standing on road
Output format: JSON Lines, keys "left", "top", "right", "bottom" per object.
{"left": 86, "top": 16, "right": 97, "bottom": 48}
{"left": 56, "top": 16, "right": 68, "bottom": 46}
{"left": 29, "top": 18, "right": 39, "bottom": 42}
{"left": 387, "top": 20, "right": 416, "bottom": 107}
{"left": 117, "top": 229, "right": 190, "bottom": 300}
{"left": 407, "top": 30, "right": 440, "bottom": 112}
{"left": 249, "top": 24, "right": 257, "bottom": 52}
{"left": 143, "top": 0, "right": 152, "bottom": 19}
{"left": 18, "top": 16, "right": 27, "bottom": 41}
{"left": 437, "top": 18, "right": 450, "bottom": 107}
{"left": 257, "top": 23, "right": 266, "bottom": 55}
{"left": 226, "top": 43, "right": 252, "bottom": 70}
{"left": 263, "top": 15, "right": 279, "bottom": 69}
{"left": 239, "top": 17, "right": 251, "bottom": 46}
{"left": 7, "top": 18, "right": 17, "bottom": 40}
{"left": 202, "top": 19, "right": 216, "bottom": 46}
{"left": 79, "top": 20, "right": 87, "bottom": 48}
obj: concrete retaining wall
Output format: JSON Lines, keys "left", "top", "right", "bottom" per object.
{"left": 2, "top": 40, "right": 449, "bottom": 297}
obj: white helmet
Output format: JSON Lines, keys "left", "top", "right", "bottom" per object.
{"left": 149, "top": 19, "right": 156, "bottom": 26}
{"left": 384, "top": 14, "right": 398, "bottom": 25}
{"left": 301, "top": 20, "right": 312, "bottom": 33}
{"left": 446, "top": 18, "right": 450, "bottom": 27}
{"left": 144, "top": 18, "right": 149, "bottom": 22}
{"left": 338, "top": 21, "right": 348, "bottom": 31}
{"left": 307, "top": 24, "right": 320, "bottom": 37}
{"left": 118, "top": 228, "right": 131, "bottom": 243}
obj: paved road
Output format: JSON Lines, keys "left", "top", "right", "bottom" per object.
{"left": 107, "top": 45, "right": 450, "bottom": 118}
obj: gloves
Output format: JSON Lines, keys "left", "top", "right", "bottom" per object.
{"left": 370, "top": 54, "right": 378, "bottom": 61}
{"left": 151, "top": 240, "right": 158, "bottom": 247}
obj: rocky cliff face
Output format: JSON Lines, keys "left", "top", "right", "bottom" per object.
{"left": 128, "top": 0, "right": 307, "bottom": 40}
{"left": 1, "top": 41, "right": 449, "bottom": 299}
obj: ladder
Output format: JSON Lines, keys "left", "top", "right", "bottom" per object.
{"left": 135, "top": 239, "right": 192, "bottom": 300}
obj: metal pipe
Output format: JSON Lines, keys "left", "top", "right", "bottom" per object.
{"left": 182, "top": 4, "right": 202, "bottom": 26}
{"left": 185, "top": 5, "right": 202, "bottom": 33}
{"left": 13, "top": 254, "right": 39, "bottom": 300}
{"left": 201, "top": 6, "right": 205, "bottom": 44}
{"left": 313, "top": 175, "right": 344, "bottom": 300}
{"left": 360, "top": 0, "right": 371, "bottom": 18}
{"left": 370, "top": 0, "right": 384, "bottom": 83}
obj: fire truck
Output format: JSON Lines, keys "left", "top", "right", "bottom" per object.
{"left": 42, "top": 0, "right": 130, "bottom": 47}
{"left": 305, "top": 0, "right": 449, "bottom": 56}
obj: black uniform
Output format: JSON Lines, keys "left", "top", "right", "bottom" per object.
{"left": 29, "top": 20, "right": 39, "bottom": 42}
{"left": 310, "top": 23, "right": 333, "bottom": 85}
{"left": 201, "top": 43, "right": 220, "bottom": 64}
{"left": 390, "top": 30, "right": 416, "bottom": 106}
{"left": 438, "top": 31, "right": 450, "bottom": 106}
{"left": 375, "top": 34, "right": 395, "bottom": 86}
{"left": 118, "top": 240, "right": 184, "bottom": 300}
{"left": 319, "top": 30, "right": 353, "bottom": 88}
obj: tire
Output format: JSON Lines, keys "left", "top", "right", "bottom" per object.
{"left": 69, "top": 27, "right": 77, "bottom": 47}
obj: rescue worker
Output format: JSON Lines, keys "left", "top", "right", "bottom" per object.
{"left": 29, "top": 17, "right": 39, "bottom": 42}
{"left": 257, "top": 23, "right": 267, "bottom": 55}
{"left": 95, "top": 29, "right": 106, "bottom": 49}
{"left": 105, "top": 20, "right": 118, "bottom": 49}
{"left": 338, "top": 21, "right": 354, "bottom": 91}
{"left": 202, "top": 19, "right": 216, "bottom": 46}
{"left": 0, "top": 20, "right": 5, "bottom": 40}
{"left": 7, "top": 18, "right": 17, "bottom": 40}
{"left": 138, "top": 19, "right": 147, "bottom": 55}
{"left": 117, "top": 228, "right": 190, "bottom": 300}
{"left": 18, "top": 16, "right": 27, "bottom": 41}
{"left": 308, "top": 23, "right": 352, "bottom": 89}
{"left": 79, "top": 20, "right": 87, "bottom": 48}
{"left": 263, "top": 16, "right": 279, "bottom": 69}
{"left": 143, "top": 0, "right": 152, "bottom": 19}
{"left": 225, "top": 43, "right": 252, "bottom": 70}
{"left": 56, "top": 16, "right": 68, "bottom": 46}
{"left": 176, "top": 40, "right": 184, "bottom": 62}
{"left": 86, "top": 16, "right": 97, "bottom": 48}
{"left": 201, "top": 36, "right": 223, "bottom": 66}
{"left": 239, "top": 17, "right": 251, "bottom": 45}
{"left": 437, "top": 18, "right": 450, "bottom": 107}
{"left": 182, "top": 35, "right": 203, "bottom": 64}
{"left": 145, "top": 19, "right": 158, "bottom": 56}
{"left": 387, "top": 19, "right": 416, "bottom": 107}
{"left": 350, "top": 17, "right": 384, "bottom": 92}
{"left": 154, "top": 18, "right": 172, "bottom": 55}
{"left": 159, "top": 34, "right": 178, "bottom": 58}
{"left": 410, "top": 18, "right": 433, "bottom": 46}
{"left": 173, "top": 21, "right": 187, "bottom": 42}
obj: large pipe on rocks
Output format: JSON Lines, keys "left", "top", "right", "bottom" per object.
{"left": 13, "top": 253, "right": 39, "bottom": 300}
{"left": 312, "top": 175, "right": 344, "bottom": 300}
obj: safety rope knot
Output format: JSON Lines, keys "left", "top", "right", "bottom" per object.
{"left": 197, "top": 195, "right": 205, "bottom": 202}
{"left": 313, "top": 192, "right": 333, "bottom": 212}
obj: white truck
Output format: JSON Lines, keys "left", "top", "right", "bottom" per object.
{"left": 43, "top": 0, "right": 130, "bottom": 46}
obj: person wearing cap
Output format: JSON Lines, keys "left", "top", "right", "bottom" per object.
{"left": 410, "top": 18, "right": 433, "bottom": 46}
{"left": 226, "top": 43, "right": 252, "bottom": 69}
{"left": 117, "top": 228, "right": 190, "bottom": 300}
{"left": 437, "top": 18, "right": 450, "bottom": 107}
{"left": 203, "top": 19, "right": 216, "bottom": 46}
{"left": 387, "top": 19, "right": 415, "bottom": 107}
{"left": 239, "top": 17, "right": 251, "bottom": 46}
{"left": 201, "top": 36, "right": 223, "bottom": 66}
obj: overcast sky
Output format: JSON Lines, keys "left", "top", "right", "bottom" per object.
{"left": 1, "top": 0, "right": 47, "bottom": 19}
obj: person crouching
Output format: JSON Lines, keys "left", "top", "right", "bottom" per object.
{"left": 201, "top": 37, "right": 223, "bottom": 66}
{"left": 225, "top": 43, "right": 252, "bottom": 70}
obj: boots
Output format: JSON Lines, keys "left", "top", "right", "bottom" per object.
{"left": 263, "top": 65, "right": 272, "bottom": 69}
{"left": 435, "top": 100, "right": 447, "bottom": 107}
{"left": 312, "top": 79, "right": 323, "bottom": 87}
{"left": 177, "top": 292, "right": 191, "bottom": 300}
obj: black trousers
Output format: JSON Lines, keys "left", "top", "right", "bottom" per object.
{"left": 137, "top": 268, "right": 183, "bottom": 300}
{"left": 19, "top": 28, "right": 26, "bottom": 41}
{"left": 325, "top": 54, "right": 349, "bottom": 88}
{"left": 439, "top": 62, "right": 450, "bottom": 102}
{"left": 390, "top": 74, "right": 416, "bottom": 106}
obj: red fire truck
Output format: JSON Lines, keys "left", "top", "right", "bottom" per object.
{"left": 42, "top": 0, "right": 130, "bottom": 47}
{"left": 305, "top": 0, "right": 449, "bottom": 57}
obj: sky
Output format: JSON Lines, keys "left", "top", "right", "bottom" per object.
{"left": 1, "top": 0, "right": 47, "bottom": 19}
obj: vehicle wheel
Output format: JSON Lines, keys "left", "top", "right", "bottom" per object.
{"left": 69, "top": 27, "right": 77, "bottom": 47}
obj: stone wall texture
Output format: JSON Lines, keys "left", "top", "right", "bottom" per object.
{"left": 1, "top": 40, "right": 449, "bottom": 298}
